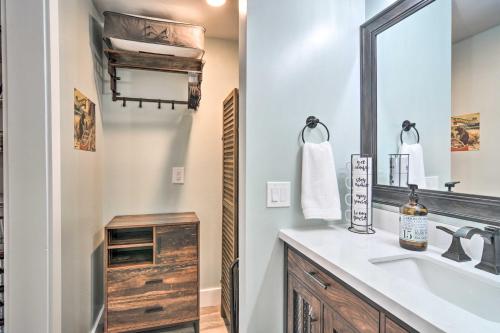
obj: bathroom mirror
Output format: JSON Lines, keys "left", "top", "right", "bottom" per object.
{"left": 361, "top": 0, "right": 500, "bottom": 225}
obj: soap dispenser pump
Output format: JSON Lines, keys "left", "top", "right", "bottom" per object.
{"left": 399, "top": 184, "right": 428, "bottom": 251}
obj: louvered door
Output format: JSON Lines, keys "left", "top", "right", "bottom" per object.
{"left": 221, "top": 88, "right": 239, "bottom": 323}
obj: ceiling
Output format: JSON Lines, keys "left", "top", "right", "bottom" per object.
{"left": 452, "top": 0, "right": 500, "bottom": 42}
{"left": 93, "top": 0, "right": 238, "bottom": 40}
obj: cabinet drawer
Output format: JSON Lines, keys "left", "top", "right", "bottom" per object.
{"left": 156, "top": 224, "right": 198, "bottom": 265}
{"left": 107, "top": 293, "right": 198, "bottom": 333}
{"left": 288, "top": 249, "right": 379, "bottom": 333}
{"left": 107, "top": 263, "right": 198, "bottom": 304}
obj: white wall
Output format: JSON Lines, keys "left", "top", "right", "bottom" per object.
{"left": 102, "top": 38, "right": 239, "bottom": 293}
{"left": 451, "top": 24, "right": 500, "bottom": 196}
{"left": 58, "top": 0, "right": 105, "bottom": 331}
{"left": 240, "top": 1, "right": 365, "bottom": 332}
{"left": 3, "top": 0, "right": 61, "bottom": 332}
{"left": 377, "top": 0, "right": 452, "bottom": 188}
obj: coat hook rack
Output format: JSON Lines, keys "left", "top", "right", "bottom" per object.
{"left": 113, "top": 96, "right": 189, "bottom": 109}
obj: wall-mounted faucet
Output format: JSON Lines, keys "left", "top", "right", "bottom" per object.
{"left": 437, "top": 225, "right": 500, "bottom": 275}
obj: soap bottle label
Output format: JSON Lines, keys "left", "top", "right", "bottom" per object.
{"left": 399, "top": 215, "right": 428, "bottom": 242}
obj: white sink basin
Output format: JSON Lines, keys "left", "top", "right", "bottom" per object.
{"left": 370, "top": 255, "right": 500, "bottom": 323}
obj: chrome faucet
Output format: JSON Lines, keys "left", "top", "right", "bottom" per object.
{"left": 437, "top": 225, "right": 500, "bottom": 275}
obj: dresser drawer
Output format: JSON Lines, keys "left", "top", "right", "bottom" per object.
{"left": 107, "top": 293, "right": 198, "bottom": 333}
{"left": 156, "top": 224, "right": 198, "bottom": 265}
{"left": 287, "top": 249, "right": 379, "bottom": 333}
{"left": 107, "top": 263, "right": 198, "bottom": 304}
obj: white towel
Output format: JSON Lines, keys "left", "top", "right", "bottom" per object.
{"left": 301, "top": 142, "right": 341, "bottom": 220}
{"left": 399, "top": 143, "right": 426, "bottom": 189}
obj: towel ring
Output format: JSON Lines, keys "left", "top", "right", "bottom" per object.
{"left": 400, "top": 120, "right": 420, "bottom": 144}
{"left": 301, "top": 116, "right": 331, "bottom": 143}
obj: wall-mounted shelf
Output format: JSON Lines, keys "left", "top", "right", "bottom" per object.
{"left": 105, "top": 49, "right": 204, "bottom": 110}
{"left": 105, "top": 49, "right": 203, "bottom": 73}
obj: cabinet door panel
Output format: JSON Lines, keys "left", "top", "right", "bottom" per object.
{"left": 323, "top": 304, "right": 358, "bottom": 333}
{"left": 288, "top": 274, "right": 321, "bottom": 333}
{"left": 386, "top": 317, "right": 408, "bottom": 333}
{"left": 288, "top": 249, "right": 379, "bottom": 333}
{"left": 156, "top": 224, "right": 198, "bottom": 265}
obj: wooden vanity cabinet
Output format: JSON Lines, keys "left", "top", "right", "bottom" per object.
{"left": 105, "top": 213, "right": 200, "bottom": 333}
{"left": 285, "top": 245, "right": 415, "bottom": 333}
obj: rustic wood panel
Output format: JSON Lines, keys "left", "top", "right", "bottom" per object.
{"left": 105, "top": 48, "right": 204, "bottom": 74}
{"left": 287, "top": 274, "right": 321, "bottom": 333}
{"left": 107, "top": 263, "right": 197, "bottom": 303}
{"left": 324, "top": 304, "right": 358, "bottom": 333}
{"left": 107, "top": 293, "right": 198, "bottom": 333}
{"left": 107, "top": 212, "right": 199, "bottom": 229}
{"left": 385, "top": 317, "right": 409, "bottom": 333}
{"left": 220, "top": 89, "right": 239, "bottom": 323}
{"left": 156, "top": 224, "right": 198, "bottom": 265}
{"left": 287, "top": 249, "right": 379, "bottom": 333}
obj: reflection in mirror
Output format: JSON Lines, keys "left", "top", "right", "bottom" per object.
{"left": 376, "top": 0, "right": 500, "bottom": 197}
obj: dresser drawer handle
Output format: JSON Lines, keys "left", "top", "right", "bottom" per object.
{"left": 145, "top": 279, "right": 163, "bottom": 285}
{"left": 145, "top": 306, "right": 164, "bottom": 314}
{"left": 306, "top": 271, "right": 329, "bottom": 289}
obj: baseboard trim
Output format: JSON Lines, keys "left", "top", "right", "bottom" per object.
{"left": 200, "top": 287, "right": 221, "bottom": 308}
{"left": 90, "top": 306, "right": 104, "bottom": 333}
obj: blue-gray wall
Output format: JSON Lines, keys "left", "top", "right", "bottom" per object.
{"left": 240, "top": 1, "right": 365, "bottom": 332}
{"left": 365, "top": 0, "right": 398, "bottom": 20}
{"left": 376, "top": 0, "right": 452, "bottom": 188}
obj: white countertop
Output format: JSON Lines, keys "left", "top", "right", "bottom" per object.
{"left": 279, "top": 224, "right": 500, "bottom": 333}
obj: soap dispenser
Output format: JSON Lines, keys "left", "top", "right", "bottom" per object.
{"left": 399, "top": 184, "right": 428, "bottom": 251}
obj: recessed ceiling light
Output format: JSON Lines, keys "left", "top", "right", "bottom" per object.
{"left": 207, "top": 0, "right": 226, "bottom": 7}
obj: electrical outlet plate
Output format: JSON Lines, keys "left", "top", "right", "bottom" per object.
{"left": 267, "top": 182, "right": 291, "bottom": 208}
{"left": 172, "top": 167, "right": 185, "bottom": 184}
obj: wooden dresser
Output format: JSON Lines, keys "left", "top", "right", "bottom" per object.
{"left": 104, "top": 213, "right": 200, "bottom": 333}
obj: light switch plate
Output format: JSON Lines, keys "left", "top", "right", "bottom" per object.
{"left": 172, "top": 167, "right": 185, "bottom": 184}
{"left": 267, "top": 182, "right": 291, "bottom": 208}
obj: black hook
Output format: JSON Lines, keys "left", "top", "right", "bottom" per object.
{"left": 139, "top": 99, "right": 143, "bottom": 108}
{"left": 171, "top": 102, "right": 175, "bottom": 110}
{"left": 158, "top": 100, "right": 161, "bottom": 109}
{"left": 301, "top": 116, "right": 331, "bottom": 143}
{"left": 122, "top": 99, "right": 126, "bottom": 107}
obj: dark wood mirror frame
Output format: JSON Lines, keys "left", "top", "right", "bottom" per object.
{"left": 360, "top": 0, "right": 500, "bottom": 226}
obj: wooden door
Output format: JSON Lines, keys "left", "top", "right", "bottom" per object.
{"left": 323, "top": 304, "right": 358, "bottom": 333}
{"left": 221, "top": 88, "right": 239, "bottom": 322}
{"left": 287, "top": 274, "right": 321, "bottom": 333}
